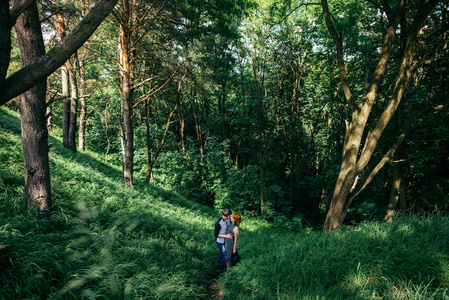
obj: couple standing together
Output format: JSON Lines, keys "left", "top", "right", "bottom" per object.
{"left": 215, "top": 209, "right": 241, "bottom": 274}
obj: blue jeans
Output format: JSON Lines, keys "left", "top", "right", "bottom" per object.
{"left": 216, "top": 241, "right": 228, "bottom": 272}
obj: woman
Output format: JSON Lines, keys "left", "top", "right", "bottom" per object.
{"left": 219, "top": 213, "right": 241, "bottom": 269}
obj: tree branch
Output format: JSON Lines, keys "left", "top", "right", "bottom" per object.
{"left": 356, "top": 0, "right": 438, "bottom": 174}
{"left": 349, "top": 95, "right": 447, "bottom": 202}
{"left": 0, "top": 0, "right": 119, "bottom": 106}
{"left": 9, "top": 0, "right": 35, "bottom": 28}
{"left": 132, "top": 58, "right": 187, "bottom": 109}
{"left": 321, "top": 0, "right": 356, "bottom": 110}
{"left": 269, "top": 2, "right": 322, "bottom": 26}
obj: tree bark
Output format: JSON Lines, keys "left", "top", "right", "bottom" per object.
{"left": 145, "top": 96, "right": 153, "bottom": 183}
{"left": 62, "top": 64, "right": 70, "bottom": 148}
{"left": 9, "top": 0, "right": 34, "bottom": 27}
{"left": 0, "top": 1, "right": 10, "bottom": 91}
{"left": 177, "top": 80, "right": 186, "bottom": 156}
{"left": 68, "top": 56, "right": 79, "bottom": 153}
{"left": 385, "top": 157, "right": 404, "bottom": 222}
{"left": 52, "top": 11, "right": 71, "bottom": 149}
{"left": 192, "top": 94, "right": 204, "bottom": 162}
{"left": 119, "top": 0, "right": 134, "bottom": 187}
{"left": 14, "top": 0, "right": 52, "bottom": 211}
{"left": 0, "top": 0, "right": 119, "bottom": 106}
{"left": 385, "top": 36, "right": 406, "bottom": 223}
{"left": 78, "top": 48, "right": 87, "bottom": 151}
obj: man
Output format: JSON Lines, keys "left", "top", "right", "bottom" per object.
{"left": 215, "top": 208, "right": 231, "bottom": 274}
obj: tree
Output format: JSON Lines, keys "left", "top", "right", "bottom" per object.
{"left": 0, "top": 0, "right": 119, "bottom": 106}
{"left": 51, "top": 5, "right": 71, "bottom": 149}
{"left": 0, "top": 1, "right": 10, "bottom": 92}
{"left": 13, "top": 0, "right": 52, "bottom": 210}
{"left": 321, "top": 0, "right": 440, "bottom": 231}
{"left": 1, "top": 0, "right": 118, "bottom": 211}
{"left": 118, "top": 0, "right": 135, "bottom": 187}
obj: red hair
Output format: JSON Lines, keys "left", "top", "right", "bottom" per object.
{"left": 233, "top": 213, "right": 241, "bottom": 226}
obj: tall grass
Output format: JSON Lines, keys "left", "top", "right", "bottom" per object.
{"left": 220, "top": 216, "right": 449, "bottom": 299}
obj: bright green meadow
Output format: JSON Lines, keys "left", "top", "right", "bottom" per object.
{"left": 1, "top": 107, "right": 449, "bottom": 299}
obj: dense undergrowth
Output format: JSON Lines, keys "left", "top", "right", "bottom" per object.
{"left": 1, "top": 106, "right": 449, "bottom": 299}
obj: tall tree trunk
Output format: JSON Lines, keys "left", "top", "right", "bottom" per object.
{"left": 62, "top": 65, "right": 70, "bottom": 148}
{"left": 0, "top": 1, "right": 10, "bottom": 91}
{"left": 385, "top": 108, "right": 406, "bottom": 222}
{"left": 145, "top": 96, "right": 153, "bottom": 183}
{"left": 177, "top": 80, "right": 186, "bottom": 156}
{"left": 68, "top": 55, "right": 78, "bottom": 153}
{"left": 77, "top": 0, "right": 89, "bottom": 151}
{"left": 385, "top": 14, "right": 407, "bottom": 222}
{"left": 120, "top": 0, "right": 134, "bottom": 187}
{"left": 102, "top": 104, "right": 111, "bottom": 161}
{"left": 259, "top": 150, "right": 266, "bottom": 215}
{"left": 14, "top": 0, "right": 52, "bottom": 211}
{"left": 53, "top": 11, "right": 71, "bottom": 149}
{"left": 78, "top": 48, "right": 87, "bottom": 151}
{"left": 191, "top": 90, "right": 204, "bottom": 161}
{"left": 322, "top": 0, "right": 439, "bottom": 231}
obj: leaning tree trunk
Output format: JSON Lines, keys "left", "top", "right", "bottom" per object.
{"left": 14, "top": 0, "right": 52, "bottom": 211}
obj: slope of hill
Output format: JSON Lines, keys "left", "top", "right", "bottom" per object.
{"left": 0, "top": 107, "right": 220, "bottom": 299}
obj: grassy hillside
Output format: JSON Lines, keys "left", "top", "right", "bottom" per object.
{"left": 1, "top": 107, "right": 449, "bottom": 299}
{"left": 221, "top": 218, "right": 449, "bottom": 299}
{"left": 0, "top": 107, "right": 220, "bottom": 299}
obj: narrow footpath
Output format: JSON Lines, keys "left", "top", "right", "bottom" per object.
{"left": 206, "top": 279, "right": 222, "bottom": 299}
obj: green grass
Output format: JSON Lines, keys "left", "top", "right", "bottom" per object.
{"left": 220, "top": 217, "right": 449, "bottom": 299}
{"left": 1, "top": 106, "right": 449, "bottom": 299}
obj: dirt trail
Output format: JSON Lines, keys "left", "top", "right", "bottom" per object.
{"left": 206, "top": 278, "right": 222, "bottom": 299}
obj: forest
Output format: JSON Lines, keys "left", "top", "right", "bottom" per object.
{"left": 1, "top": 0, "right": 448, "bottom": 299}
